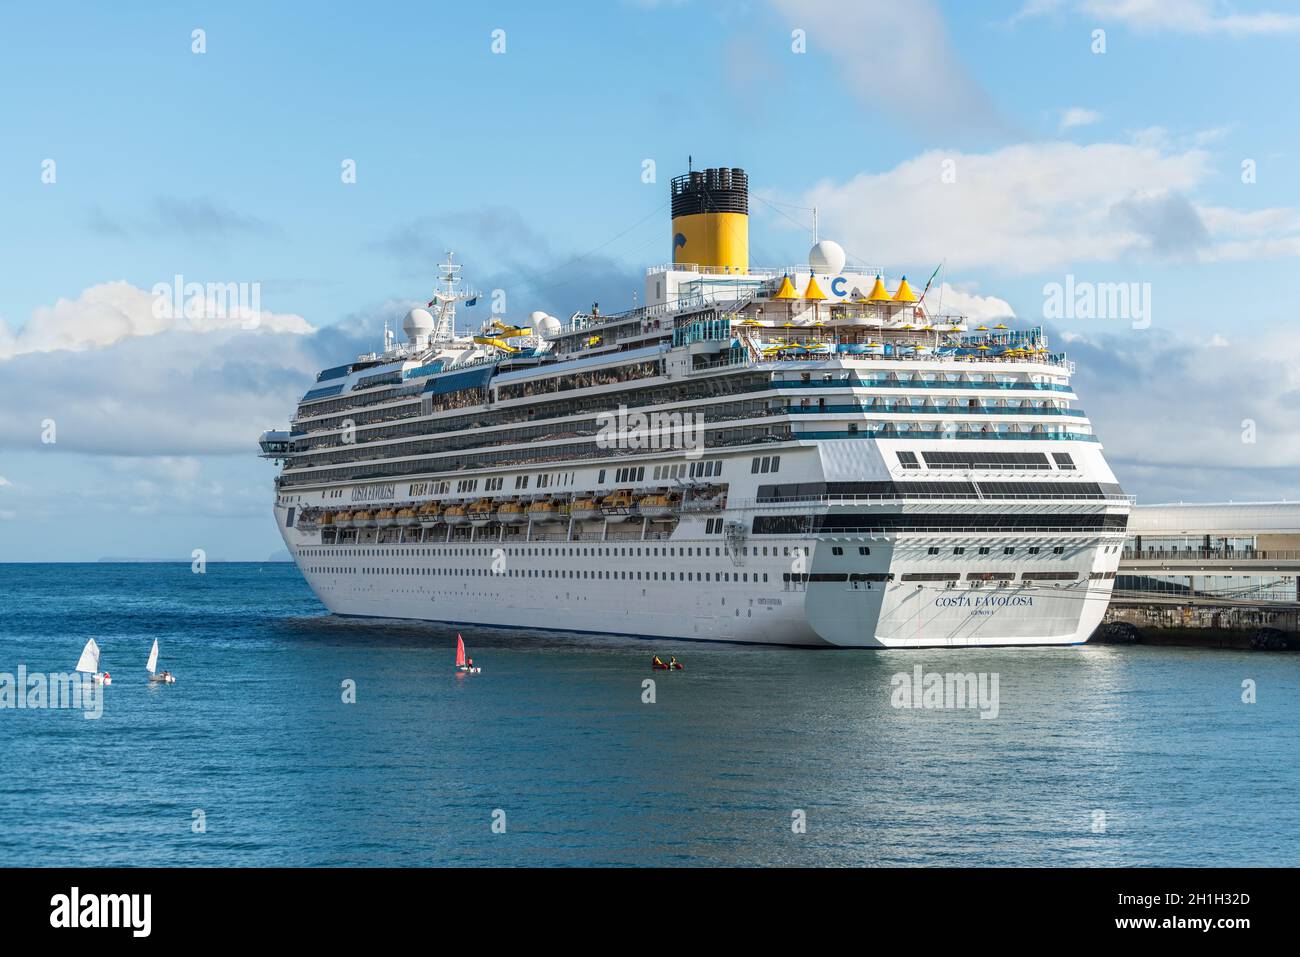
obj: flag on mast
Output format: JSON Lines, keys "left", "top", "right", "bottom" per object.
{"left": 918, "top": 261, "right": 943, "bottom": 303}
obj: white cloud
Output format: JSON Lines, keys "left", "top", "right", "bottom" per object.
{"left": 768, "top": 0, "right": 1009, "bottom": 136}
{"left": 0, "top": 281, "right": 313, "bottom": 360}
{"left": 1059, "top": 107, "right": 1102, "bottom": 131}
{"left": 1017, "top": 0, "right": 1300, "bottom": 35}
{"left": 0, "top": 475, "right": 10, "bottom": 487}
{"left": 108, "top": 456, "right": 203, "bottom": 484}
{"left": 928, "top": 283, "right": 1017, "bottom": 323}
{"left": 777, "top": 138, "right": 1300, "bottom": 272}
{"left": 0, "top": 282, "right": 339, "bottom": 456}
{"left": 1066, "top": 327, "right": 1300, "bottom": 483}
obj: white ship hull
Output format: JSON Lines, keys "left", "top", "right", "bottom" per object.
{"left": 281, "top": 512, "right": 1120, "bottom": 647}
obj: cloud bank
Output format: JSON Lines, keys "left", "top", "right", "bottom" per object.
{"left": 777, "top": 138, "right": 1300, "bottom": 272}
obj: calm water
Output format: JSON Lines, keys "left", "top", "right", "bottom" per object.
{"left": 0, "top": 562, "right": 1295, "bottom": 867}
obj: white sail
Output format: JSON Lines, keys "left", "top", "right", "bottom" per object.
{"left": 75, "top": 638, "right": 101, "bottom": 675}
{"left": 146, "top": 639, "right": 159, "bottom": 675}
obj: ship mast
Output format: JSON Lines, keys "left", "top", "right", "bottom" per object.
{"left": 430, "top": 251, "right": 477, "bottom": 344}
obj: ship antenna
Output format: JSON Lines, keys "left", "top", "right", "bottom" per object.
{"left": 430, "top": 250, "right": 468, "bottom": 344}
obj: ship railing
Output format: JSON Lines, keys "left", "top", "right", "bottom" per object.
{"left": 759, "top": 521, "right": 1125, "bottom": 535}
{"left": 772, "top": 380, "right": 1074, "bottom": 393}
{"left": 731, "top": 492, "right": 1134, "bottom": 508}
{"left": 791, "top": 429, "right": 1098, "bottom": 442}
{"left": 785, "top": 405, "right": 1085, "bottom": 416}
{"left": 646, "top": 263, "right": 887, "bottom": 279}
{"left": 1121, "top": 548, "right": 1300, "bottom": 562}
{"left": 712, "top": 355, "right": 1079, "bottom": 376}
{"left": 549, "top": 303, "right": 679, "bottom": 339}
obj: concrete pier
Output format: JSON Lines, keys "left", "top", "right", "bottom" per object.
{"left": 1101, "top": 502, "right": 1300, "bottom": 650}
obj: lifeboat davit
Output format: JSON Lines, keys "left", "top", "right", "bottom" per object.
{"left": 376, "top": 508, "right": 398, "bottom": 528}
{"left": 638, "top": 492, "right": 679, "bottom": 520}
{"left": 353, "top": 509, "right": 378, "bottom": 528}
{"left": 417, "top": 503, "right": 442, "bottom": 528}
{"left": 468, "top": 499, "right": 495, "bottom": 528}
{"left": 333, "top": 510, "right": 354, "bottom": 529}
{"left": 443, "top": 504, "right": 468, "bottom": 527}
{"left": 497, "top": 501, "right": 527, "bottom": 525}
{"left": 601, "top": 490, "right": 636, "bottom": 523}
{"left": 318, "top": 511, "right": 335, "bottom": 528}
{"left": 570, "top": 498, "right": 600, "bottom": 522}
{"left": 528, "top": 500, "right": 562, "bottom": 523}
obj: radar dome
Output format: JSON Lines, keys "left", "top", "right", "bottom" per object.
{"left": 403, "top": 307, "right": 435, "bottom": 339}
{"left": 808, "top": 240, "right": 846, "bottom": 276}
{"left": 531, "top": 310, "right": 562, "bottom": 336}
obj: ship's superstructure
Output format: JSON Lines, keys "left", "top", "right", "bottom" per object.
{"left": 259, "top": 166, "right": 1129, "bottom": 647}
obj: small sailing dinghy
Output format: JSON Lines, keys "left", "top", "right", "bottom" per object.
{"left": 455, "top": 633, "right": 481, "bottom": 674}
{"left": 76, "top": 638, "right": 111, "bottom": 685}
{"left": 146, "top": 638, "right": 176, "bottom": 684}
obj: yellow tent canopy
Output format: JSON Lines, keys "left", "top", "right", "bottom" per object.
{"left": 892, "top": 275, "right": 918, "bottom": 302}
{"left": 866, "top": 275, "right": 892, "bottom": 303}
{"left": 772, "top": 275, "right": 797, "bottom": 300}
{"left": 803, "top": 274, "right": 826, "bottom": 300}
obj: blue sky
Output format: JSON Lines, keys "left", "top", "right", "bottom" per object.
{"left": 3, "top": 0, "right": 1300, "bottom": 560}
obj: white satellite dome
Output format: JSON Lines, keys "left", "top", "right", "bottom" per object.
{"left": 402, "top": 307, "right": 435, "bottom": 341}
{"left": 531, "top": 310, "right": 562, "bottom": 336}
{"left": 808, "top": 239, "right": 846, "bottom": 276}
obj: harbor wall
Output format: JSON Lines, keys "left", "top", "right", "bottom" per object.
{"left": 1095, "top": 605, "right": 1298, "bottom": 650}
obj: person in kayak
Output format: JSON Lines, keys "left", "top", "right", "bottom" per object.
{"left": 652, "top": 655, "right": 666, "bottom": 669}
{"left": 669, "top": 656, "right": 681, "bottom": 670}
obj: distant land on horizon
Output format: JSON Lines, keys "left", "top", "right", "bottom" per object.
{"left": 84, "top": 550, "right": 295, "bottom": 563}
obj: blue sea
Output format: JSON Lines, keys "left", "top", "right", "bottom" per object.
{"left": 0, "top": 562, "right": 1296, "bottom": 867}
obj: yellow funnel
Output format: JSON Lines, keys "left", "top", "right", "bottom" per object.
{"left": 671, "top": 167, "right": 749, "bottom": 274}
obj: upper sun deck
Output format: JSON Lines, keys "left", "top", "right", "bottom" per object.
{"left": 296, "top": 253, "right": 1061, "bottom": 419}
{"left": 537, "top": 260, "right": 1066, "bottom": 369}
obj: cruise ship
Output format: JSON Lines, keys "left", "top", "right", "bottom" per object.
{"left": 259, "top": 165, "right": 1130, "bottom": 647}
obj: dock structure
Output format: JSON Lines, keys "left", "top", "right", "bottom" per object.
{"left": 1105, "top": 502, "right": 1300, "bottom": 648}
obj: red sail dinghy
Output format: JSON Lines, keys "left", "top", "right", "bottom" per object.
{"left": 455, "top": 634, "right": 481, "bottom": 674}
